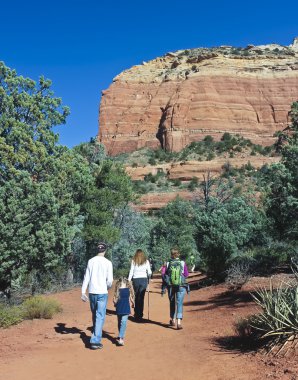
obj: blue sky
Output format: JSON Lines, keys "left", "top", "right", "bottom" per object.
{"left": 1, "top": 0, "right": 297, "bottom": 147}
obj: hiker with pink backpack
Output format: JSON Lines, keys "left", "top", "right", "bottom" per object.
{"left": 165, "top": 248, "right": 189, "bottom": 330}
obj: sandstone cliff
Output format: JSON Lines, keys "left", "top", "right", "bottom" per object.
{"left": 99, "top": 38, "right": 298, "bottom": 155}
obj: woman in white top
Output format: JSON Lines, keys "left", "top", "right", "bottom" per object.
{"left": 128, "top": 249, "right": 151, "bottom": 321}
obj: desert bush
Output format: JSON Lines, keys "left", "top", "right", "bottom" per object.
{"left": 0, "top": 304, "right": 23, "bottom": 328}
{"left": 22, "top": 296, "right": 62, "bottom": 319}
{"left": 225, "top": 256, "right": 256, "bottom": 290}
{"left": 234, "top": 314, "right": 261, "bottom": 338}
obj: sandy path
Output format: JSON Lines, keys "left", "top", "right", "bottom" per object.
{"left": 0, "top": 274, "right": 286, "bottom": 380}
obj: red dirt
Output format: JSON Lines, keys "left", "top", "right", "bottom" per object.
{"left": 0, "top": 273, "right": 297, "bottom": 380}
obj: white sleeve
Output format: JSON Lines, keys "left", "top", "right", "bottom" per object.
{"left": 146, "top": 260, "right": 152, "bottom": 276}
{"left": 82, "top": 262, "right": 91, "bottom": 294}
{"left": 106, "top": 261, "right": 113, "bottom": 289}
{"left": 128, "top": 261, "right": 135, "bottom": 281}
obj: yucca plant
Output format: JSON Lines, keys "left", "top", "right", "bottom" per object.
{"left": 251, "top": 276, "right": 298, "bottom": 354}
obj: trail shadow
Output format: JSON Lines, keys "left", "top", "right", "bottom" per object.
{"left": 103, "top": 330, "right": 118, "bottom": 345}
{"left": 213, "top": 335, "right": 266, "bottom": 354}
{"left": 54, "top": 323, "right": 90, "bottom": 348}
{"left": 106, "top": 308, "right": 117, "bottom": 316}
{"left": 86, "top": 325, "right": 118, "bottom": 345}
{"left": 185, "top": 289, "right": 257, "bottom": 312}
{"left": 128, "top": 316, "right": 169, "bottom": 328}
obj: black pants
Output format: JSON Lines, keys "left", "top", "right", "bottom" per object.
{"left": 132, "top": 277, "right": 148, "bottom": 319}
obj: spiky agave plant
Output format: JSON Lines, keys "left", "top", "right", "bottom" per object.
{"left": 251, "top": 276, "right": 298, "bottom": 354}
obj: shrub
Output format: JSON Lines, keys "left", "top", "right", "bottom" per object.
{"left": 148, "top": 157, "right": 156, "bottom": 165}
{"left": 188, "top": 177, "right": 199, "bottom": 191}
{"left": 206, "top": 152, "right": 215, "bottom": 161}
{"left": 203, "top": 135, "right": 214, "bottom": 144}
{"left": 225, "top": 256, "right": 255, "bottom": 290}
{"left": 172, "top": 179, "right": 182, "bottom": 187}
{"left": 249, "top": 280, "right": 298, "bottom": 351}
{"left": 234, "top": 315, "right": 261, "bottom": 338}
{"left": 22, "top": 296, "right": 62, "bottom": 319}
{"left": 0, "top": 304, "right": 23, "bottom": 328}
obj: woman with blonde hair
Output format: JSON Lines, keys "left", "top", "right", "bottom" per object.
{"left": 128, "top": 249, "right": 152, "bottom": 321}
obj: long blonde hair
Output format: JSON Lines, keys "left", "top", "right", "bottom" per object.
{"left": 113, "top": 277, "right": 134, "bottom": 304}
{"left": 132, "top": 249, "right": 147, "bottom": 266}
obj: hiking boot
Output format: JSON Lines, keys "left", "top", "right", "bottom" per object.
{"left": 91, "top": 343, "right": 103, "bottom": 349}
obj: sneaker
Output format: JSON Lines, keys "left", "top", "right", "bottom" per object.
{"left": 177, "top": 324, "right": 183, "bottom": 330}
{"left": 117, "top": 339, "right": 124, "bottom": 346}
{"left": 169, "top": 319, "right": 175, "bottom": 327}
{"left": 91, "top": 343, "right": 103, "bottom": 350}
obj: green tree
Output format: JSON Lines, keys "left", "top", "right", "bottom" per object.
{"left": 82, "top": 160, "right": 135, "bottom": 257}
{"left": 111, "top": 206, "right": 153, "bottom": 273}
{"left": 150, "top": 197, "right": 198, "bottom": 265}
{"left": 0, "top": 62, "right": 92, "bottom": 294}
{"left": 265, "top": 101, "right": 298, "bottom": 240}
{"left": 195, "top": 197, "right": 265, "bottom": 279}
{"left": 0, "top": 61, "right": 69, "bottom": 183}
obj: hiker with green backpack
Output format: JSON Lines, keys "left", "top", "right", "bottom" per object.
{"left": 165, "top": 248, "right": 189, "bottom": 330}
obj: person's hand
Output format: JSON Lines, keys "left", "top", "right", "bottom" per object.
{"left": 81, "top": 294, "right": 88, "bottom": 302}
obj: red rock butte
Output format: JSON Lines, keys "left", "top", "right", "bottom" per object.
{"left": 98, "top": 38, "right": 298, "bottom": 156}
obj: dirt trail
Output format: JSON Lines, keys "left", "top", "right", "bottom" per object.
{"left": 0, "top": 274, "right": 295, "bottom": 380}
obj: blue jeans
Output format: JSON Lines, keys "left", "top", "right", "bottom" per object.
{"left": 89, "top": 293, "right": 108, "bottom": 345}
{"left": 132, "top": 278, "right": 148, "bottom": 319}
{"left": 168, "top": 286, "right": 186, "bottom": 320}
{"left": 117, "top": 314, "right": 129, "bottom": 339}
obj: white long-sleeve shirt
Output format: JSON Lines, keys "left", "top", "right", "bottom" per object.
{"left": 128, "top": 260, "right": 151, "bottom": 281}
{"left": 82, "top": 255, "right": 113, "bottom": 294}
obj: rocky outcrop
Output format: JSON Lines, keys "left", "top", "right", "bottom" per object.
{"left": 126, "top": 156, "right": 280, "bottom": 181}
{"left": 99, "top": 39, "right": 298, "bottom": 155}
{"left": 130, "top": 156, "right": 280, "bottom": 211}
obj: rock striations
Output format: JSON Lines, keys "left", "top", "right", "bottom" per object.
{"left": 99, "top": 38, "right": 298, "bottom": 156}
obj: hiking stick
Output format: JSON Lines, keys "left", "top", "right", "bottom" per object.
{"left": 147, "top": 285, "right": 150, "bottom": 320}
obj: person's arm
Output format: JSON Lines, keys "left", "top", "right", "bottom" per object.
{"left": 106, "top": 261, "right": 113, "bottom": 289}
{"left": 128, "top": 261, "right": 135, "bottom": 281}
{"left": 146, "top": 260, "right": 152, "bottom": 278}
{"left": 183, "top": 262, "right": 189, "bottom": 278}
{"left": 129, "top": 284, "right": 135, "bottom": 308}
{"left": 82, "top": 261, "right": 91, "bottom": 295}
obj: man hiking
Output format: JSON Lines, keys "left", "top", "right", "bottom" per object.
{"left": 82, "top": 242, "right": 113, "bottom": 349}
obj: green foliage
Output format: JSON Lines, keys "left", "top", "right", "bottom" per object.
{"left": 111, "top": 206, "right": 153, "bottom": 271}
{"left": 0, "top": 62, "right": 94, "bottom": 293}
{"left": 195, "top": 197, "right": 265, "bottom": 278}
{"left": 82, "top": 160, "right": 135, "bottom": 254}
{"left": 188, "top": 177, "right": 199, "bottom": 191}
{"left": 21, "top": 296, "right": 62, "bottom": 319}
{"left": 150, "top": 198, "right": 199, "bottom": 265}
{"left": 0, "top": 304, "right": 23, "bottom": 328}
{"left": 265, "top": 101, "right": 298, "bottom": 240}
{"left": 0, "top": 61, "right": 69, "bottom": 183}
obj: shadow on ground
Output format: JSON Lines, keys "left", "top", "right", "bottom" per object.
{"left": 185, "top": 288, "right": 258, "bottom": 312}
{"left": 54, "top": 322, "right": 119, "bottom": 348}
{"left": 213, "top": 335, "right": 266, "bottom": 354}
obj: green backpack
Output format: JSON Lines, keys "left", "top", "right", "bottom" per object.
{"left": 168, "top": 259, "right": 183, "bottom": 286}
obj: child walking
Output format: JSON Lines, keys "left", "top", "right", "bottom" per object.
{"left": 158, "top": 262, "right": 167, "bottom": 296}
{"left": 113, "top": 277, "right": 135, "bottom": 346}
